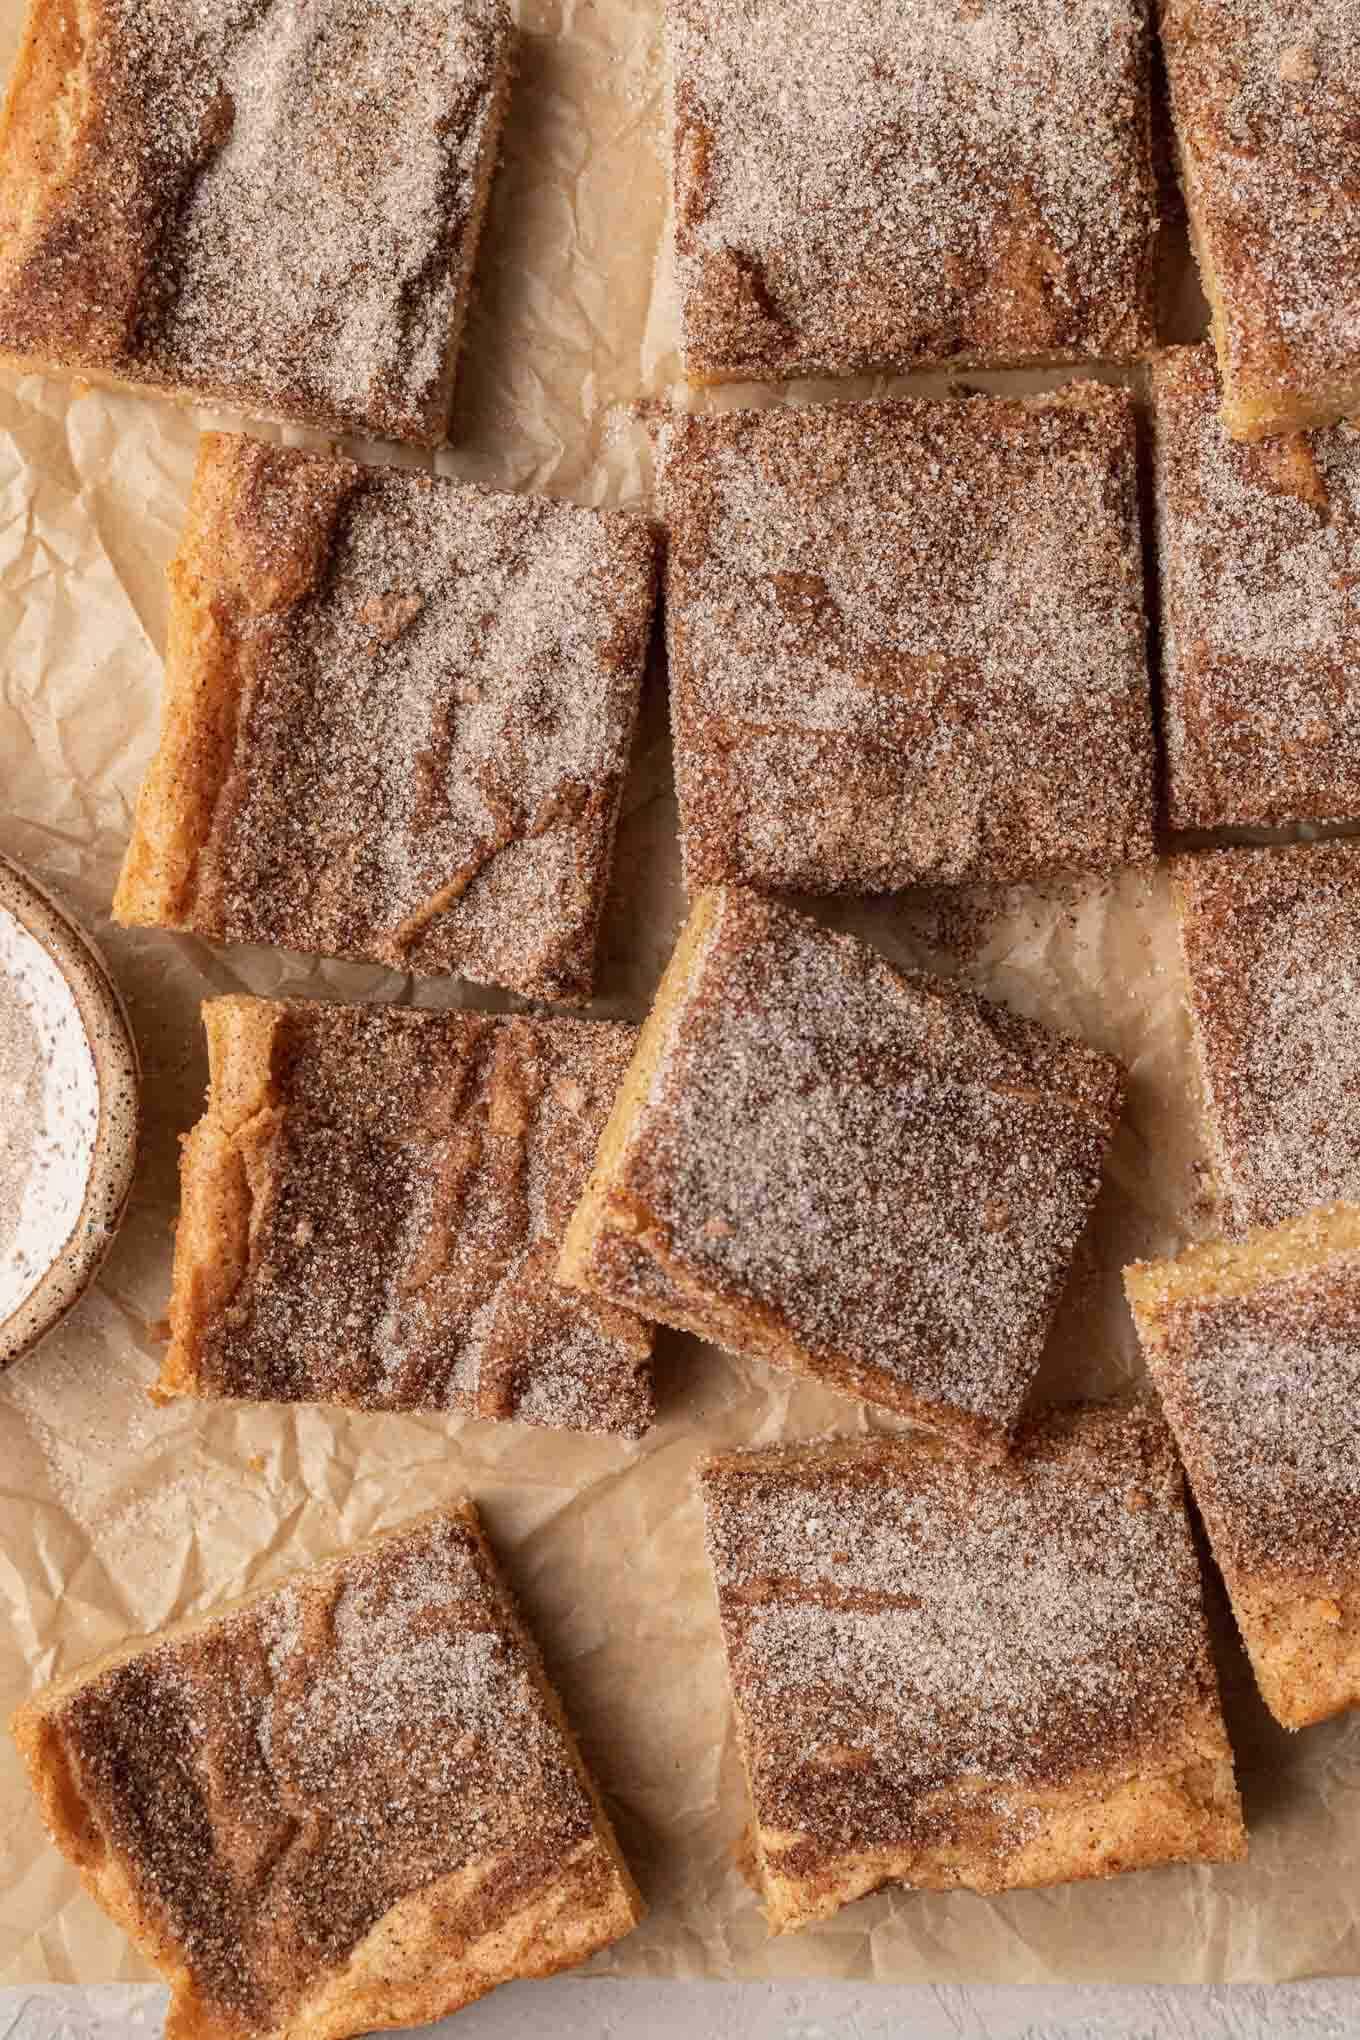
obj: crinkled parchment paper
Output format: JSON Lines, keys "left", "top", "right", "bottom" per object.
{"left": 2, "top": 0, "right": 1359, "bottom": 1994}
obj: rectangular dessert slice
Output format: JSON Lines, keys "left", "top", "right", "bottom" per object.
{"left": 164, "top": 996, "right": 653, "bottom": 1438}
{"left": 700, "top": 1409, "right": 1245, "bottom": 1933}
{"left": 114, "top": 435, "right": 657, "bottom": 1003}
{"left": 1159, "top": 0, "right": 1360, "bottom": 439}
{"left": 660, "top": 388, "right": 1155, "bottom": 893}
{"left": 1174, "top": 841, "right": 1360, "bottom": 1231}
{"left": 11, "top": 1508, "right": 643, "bottom": 2040}
{"left": 0, "top": 0, "right": 511, "bottom": 443}
{"left": 559, "top": 886, "right": 1124, "bottom": 1452}
{"left": 1152, "top": 345, "right": 1360, "bottom": 830}
{"left": 668, "top": 0, "right": 1158, "bottom": 383}
{"left": 1127, "top": 1203, "right": 1360, "bottom": 1730}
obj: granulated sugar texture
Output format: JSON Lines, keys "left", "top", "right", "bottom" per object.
{"left": 0, "top": 0, "right": 511, "bottom": 440}
{"left": 1176, "top": 843, "right": 1360, "bottom": 1230}
{"left": 0, "top": 905, "right": 99, "bottom": 1322}
{"left": 669, "top": 0, "right": 1157, "bottom": 378}
{"left": 701, "top": 1411, "right": 1219, "bottom": 1858}
{"left": 1153, "top": 346, "right": 1360, "bottom": 827}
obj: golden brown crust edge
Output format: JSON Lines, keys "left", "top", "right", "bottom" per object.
{"left": 157, "top": 995, "right": 284, "bottom": 1404}
{"left": 0, "top": 0, "right": 128, "bottom": 371}
{"left": 114, "top": 436, "right": 359, "bottom": 935}
{"left": 113, "top": 436, "right": 254, "bottom": 932}
{"left": 10, "top": 1505, "right": 644, "bottom": 2040}
{"left": 1163, "top": 31, "right": 1360, "bottom": 445}
{"left": 746, "top": 1741, "right": 1244, "bottom": 1933}
{"left": 0, "top": 0, "right": 83, "bottom": 255}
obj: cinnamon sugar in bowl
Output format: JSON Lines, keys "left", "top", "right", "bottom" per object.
{"left": 0, "top": 855, "right": 139, "bottom": 1368}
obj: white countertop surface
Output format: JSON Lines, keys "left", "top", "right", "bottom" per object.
{"left": 5, "top": 1979, "right": 1360, "bottom": 2040}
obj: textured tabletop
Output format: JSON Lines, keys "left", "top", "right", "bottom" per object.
{"left": 4, "top": 1980, "right": 1359, "bottom": 2039}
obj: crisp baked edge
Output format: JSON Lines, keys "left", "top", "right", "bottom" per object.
{"left": 156, "top": 994, "right": 285, "bottom": 1404}
{"left": 114, "top": 438, "right": 258, "bottom": 934}
{"left": 745, "top": 1740, "right": 1245, "bottom": 1932}
{"left": 1183, "top": 171, "right": 1360, "bottom": 442}
{"left": 1125, "top": 1200, "right": 1360, "bottom": 1314}
{"left": 10, "top": 1504, "right": 644, "bottom": 2040}
{"left": 1168, "top": 858, "right": 1237, "bottom": 1225}
{"left": 1163, "top": 57, "right": 1360, "bottom": 444}
{"left": 557, "top": 883, "right": 720, "bottom": 1298}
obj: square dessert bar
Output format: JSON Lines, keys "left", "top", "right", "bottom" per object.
{"left": 700, "top": 1410, "right": 1245, "bottom": 1932}
{"left": 1160, "top": 0, "right": 1360, "bottom": 439}
{"left": 11, "top": 1508, "right": 643, "bottom": 2040}
{"left": 1175, "top": 841, "right": 1360, "bottom": 1231}
{"left": 559, "top": 887, "right": 1125, "bottom": 1451}
{"left": 660, "top": 388, "right": 1155, "bottom": 893}
{"left": 163, "top": 996, "right": 654, "bottom": 1438}
{"left": 1152, "top": 346, "right": 1360, "bottom": 830}
{"left": 1128, "top": 1204, "right": 1360, "bottom": 1730}
{"left": 115, "top": 435, "right": 657, "bottom": 1003}
{"left": 0, "top": 0, "right": 511, "bottom": 443}
{"left": 668, "top": 0, "right": 1158, "bottom": 383}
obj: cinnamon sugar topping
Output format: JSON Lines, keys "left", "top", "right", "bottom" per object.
{"left": 661, "top": 390, "right": 1154, "bottom": 893}
{"left": 1135, "top": 1235, "right": 1360, "bottom": 1581}
{"left": 1152, "top": 346, "right": 1360, "bottom": 829}
{"left": 1176, "top": 843, "right": 1360, "bottom": 1231}
{"left": 668, "top": 0, "right": 1158, "bottom": 380}
{"left": 592, "top": 889, "right": 1123, "bottom": 1441}
{"left": 0, "top": 0, "right": 511, "bottom": 442}
{"left": 39, "top": 1514, "right": 611, "bottom": 2031}
{"left": 177, "top": 998, "right": 653, "bottom": 1437}
{"left": 1159, "top": 0, "right": 1360, "bottom": 428}
{"left": 146, "top": 437, "right": 657, "bottom": 1002}
{"left": 701, "top": 1410, "right": 1223, "bottom": 1878}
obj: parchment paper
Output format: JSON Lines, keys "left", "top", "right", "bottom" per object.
{"left": 3, "top": 0, "right": 1359, "bottom": 1992}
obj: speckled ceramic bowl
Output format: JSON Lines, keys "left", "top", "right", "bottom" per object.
{"left": 0, "top": 855, "right": 140, "bottom": 1368}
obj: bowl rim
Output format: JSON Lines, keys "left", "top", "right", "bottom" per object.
{"left": 0, "top": 853, "right": 141, "bottom": 1369}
